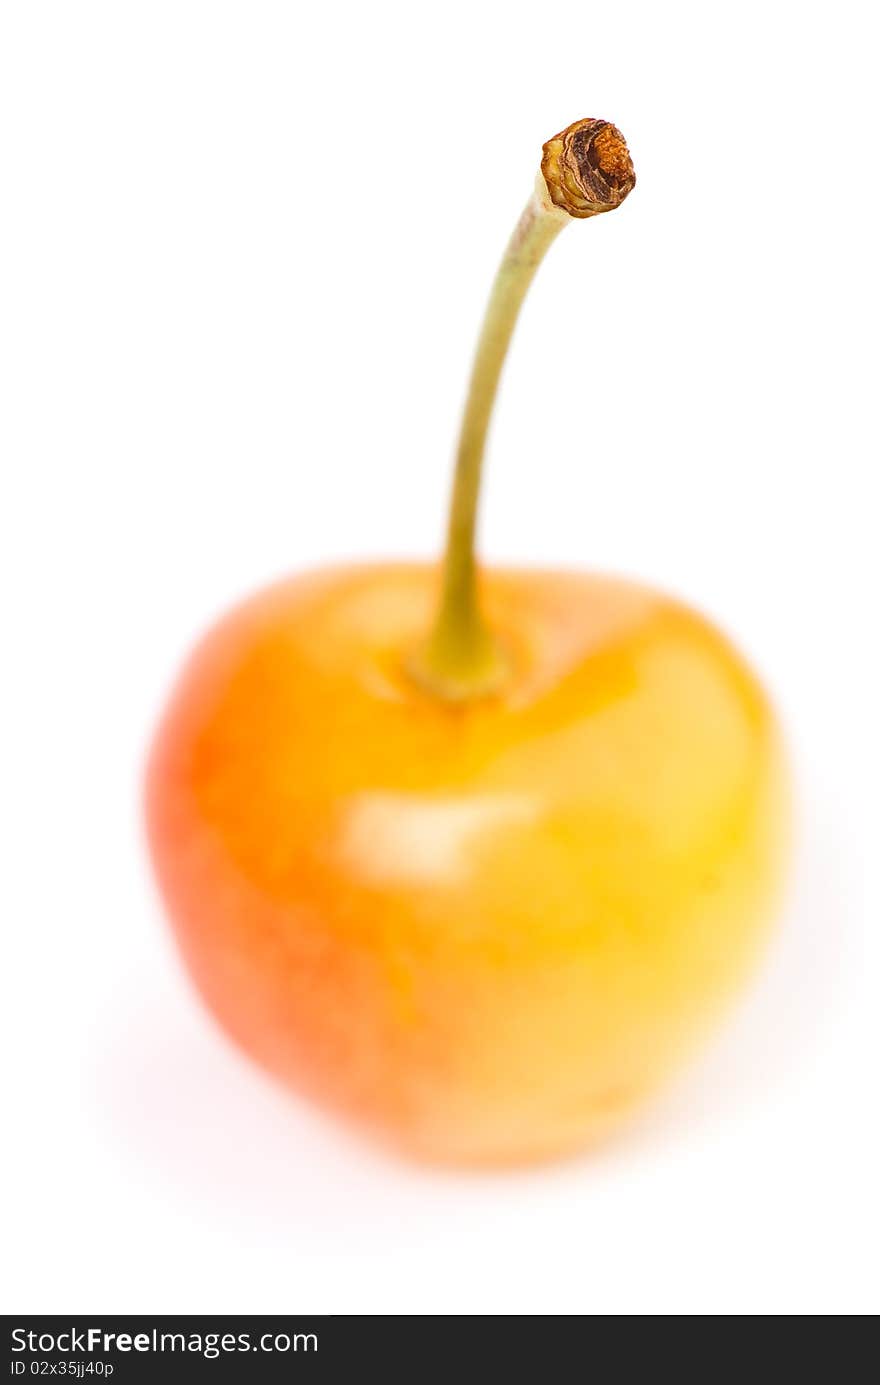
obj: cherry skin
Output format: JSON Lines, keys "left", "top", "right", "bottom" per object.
{"left": 146, "top": 563, "right": 787, "bottom": 1164}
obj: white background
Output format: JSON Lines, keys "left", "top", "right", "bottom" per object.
{"left": 2, "top": 1, "right": 877, "bottom": 1316}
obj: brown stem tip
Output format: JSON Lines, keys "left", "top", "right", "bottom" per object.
{"left": 541, "top": 118, "right": 635, "bottom": 218}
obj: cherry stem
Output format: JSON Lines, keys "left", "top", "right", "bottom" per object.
{"left": 409, "top": 119, "right": 635, "bottom": 702}
{"left": 412, "top": 190, "right": 567, "bottom": 700}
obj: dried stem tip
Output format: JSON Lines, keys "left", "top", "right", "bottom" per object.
{"left": 541, "top": 118, "right": 635, "bottom": 218}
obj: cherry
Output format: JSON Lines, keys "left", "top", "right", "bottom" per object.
{"left": 146, "top": 120, "right": 787, "bottom": 1164}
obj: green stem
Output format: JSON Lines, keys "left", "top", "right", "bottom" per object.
{"left": 412, "top": 190, "right": 568, "bottom": 700}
